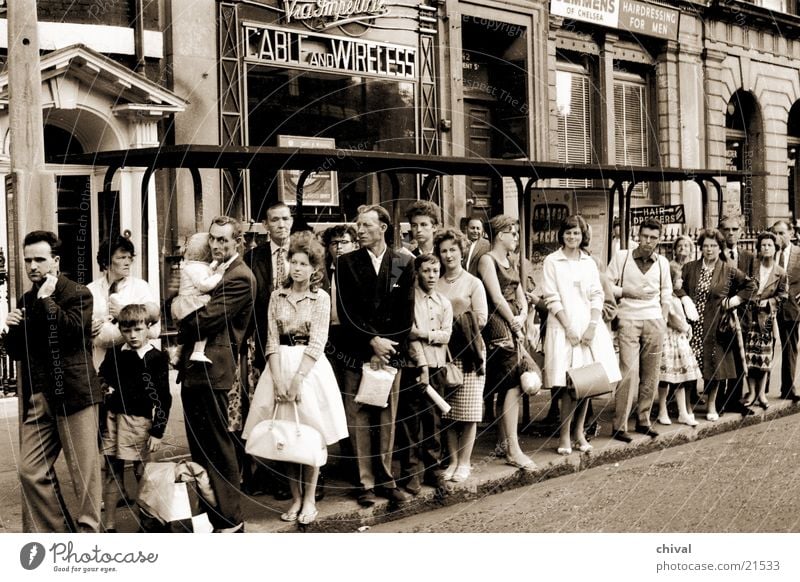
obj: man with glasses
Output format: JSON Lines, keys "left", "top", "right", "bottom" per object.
{"left": 717, "top": 214, "right": 756, "bottom": 416}
{"left": 772, "top": 219, "right": 800, "bottom": 403}
{"left": 607, "top": 218, "right": 672, "bottom": 443}
{"left": 322, "top": 224, "right": 359, "bottom": 481}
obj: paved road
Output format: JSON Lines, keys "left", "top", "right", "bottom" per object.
{"left": 369, "top": 413, "right": 800, "bottom": 533}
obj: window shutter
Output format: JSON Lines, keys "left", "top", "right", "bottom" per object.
{"left": 557, "top": 67, "right": 592, "bottom": 187}
{"left": 614, "top": 76, "right": 649, "bottom": 196}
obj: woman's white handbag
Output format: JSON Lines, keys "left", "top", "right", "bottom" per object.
{"left": 245, "top": 402, "right": 327, "bottom": 467}
{"left": 354, "top": 363, "right": 398, "bottom": 408}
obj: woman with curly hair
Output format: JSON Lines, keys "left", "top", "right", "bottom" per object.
{"left": 243, "top": 231, "right": 348, "bottom": 526}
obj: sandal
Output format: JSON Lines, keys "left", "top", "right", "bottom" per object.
{"left": 280, "top": 509, "right": 299, "bottom": 522}
{"left": 451, "top": 466, "right": 471, "bottom": 483}
{"left": 441, "top": 465, "right": 457, "bottom": 481}
{"left": 505, "top": 456, "right": 536, "bottom": 472}
{"left": 298, "top": 508, "right": 319, "bottom": 526}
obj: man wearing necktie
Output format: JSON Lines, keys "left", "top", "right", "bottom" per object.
{"left": 241, "top": 202, "right": 293, "bottom": 497}
{"left": 772, "top": 220, "right": 800, "bottom": 403}
{"left": 464, "top": 216, "right": 490, "bottom": 277}
{"left": 322, "top": 224, "right": 358, "bottom": 482}
{"left": 718, "top": 215, "right": 756, "bottom": 416}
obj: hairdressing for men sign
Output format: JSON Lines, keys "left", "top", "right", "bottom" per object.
{"left": 550, "top": 0, "right": 678, "bottom": 41}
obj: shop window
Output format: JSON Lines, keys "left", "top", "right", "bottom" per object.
{"left": 246, "top": 69, "right": 416, "bottom": 222}
{"left": 556, "top": 60, "right": 593, "bottom": 187}
{"left": 614, "top": 72, "right": 650, "bottom": 197}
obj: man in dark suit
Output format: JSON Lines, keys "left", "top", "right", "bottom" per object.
{"left": 464, "top": 216, "right": 490, "bottom": 276}
{"left": 239, "top": 202, "right": 292, "bottom": 497}
{"left": 4, "top": 230, "right": 104, "bottom": 532}
{"left": 178, "top": 216, "right": 256, "bottom": 532}
{"left": 772, "top": 220, "right": 800, "bottom": 403}
{"left": 336, "top": 205, "right": 416, "bottom": 507}
{"left": 718, "top": 214, "right": 756, "bottom": 415}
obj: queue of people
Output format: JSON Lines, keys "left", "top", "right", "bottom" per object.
{"left": 4, "top": 205, "right": 800, "bottom": 533}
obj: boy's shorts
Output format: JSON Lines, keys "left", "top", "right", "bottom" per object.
{"left": 102, "top": 412, "right": 152, "bottom": 462}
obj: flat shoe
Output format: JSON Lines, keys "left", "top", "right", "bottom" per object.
{"left": 451, "top": 466, "right": 471, "bottom": 483}
{"left": 280, "top": 510, "right": 299, "bottom": 522}
{"left": 556, "top": 446, "right": 572, "bottom": 456}
{"left": 657, "top": 417, "right": 672, "bottom": 425}
{"left": 506, "top": 457, "right": 536, "bottom": 472}
{"left": 677, "top": 415, "right": 699, "bottom": 427}
{"left": 298, "top": 509, "right": 318, "bottom": 526}
{"left": 441, "top": 465, "right": 457, "bottom": 482}
{"left": 574, "top": 443, "right": 593, "bottom": 453}
{"left": 706, "top": 412, "right": 719, "bottom": 422}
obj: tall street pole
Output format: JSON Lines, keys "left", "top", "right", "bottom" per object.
{"left": 7, "top": 0, "right": 56, "bottom": 533}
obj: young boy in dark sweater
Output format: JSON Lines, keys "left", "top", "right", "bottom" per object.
{"left": 99, "top": 304, "right": 171, "bottom": 532}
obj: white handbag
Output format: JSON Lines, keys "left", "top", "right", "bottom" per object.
{"left": 245, "top": 402, "right": 328, "bottom": 467}
{"left": 354, "top": 363, "right": 398, "bottom": 408}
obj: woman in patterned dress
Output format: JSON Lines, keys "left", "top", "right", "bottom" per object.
{"left": 681, "top": 229, "right": 755, "bottom": 421}
{"left": 434, "top": 229, "right": 488, "bottom": 483}
{"left": 741, "top": 232, "right": 787, "bottom": 409}
{"left": 657, "top": 262, "right": 701, "bottom": 426}
{"left": 243, "top": 232, "right": 347, "bottom": 526}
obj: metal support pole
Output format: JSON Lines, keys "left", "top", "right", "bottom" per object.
{"left": 189, "top": 167, "right": 203, "bottom": 232}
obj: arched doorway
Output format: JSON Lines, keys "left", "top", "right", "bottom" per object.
{"left": 787, "top": 101, "right": 800, "bottom": 223}
{"left": 725, "top": 90, "right": 765, "bottom": 229}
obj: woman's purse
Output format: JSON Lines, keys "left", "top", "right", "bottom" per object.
{"left": 355, "top": 363, "right": 398, "bottom": 408}
{"left": 442, "top": 346, "right": 464, "bottom": 391}
{"left": 245, "top": 401, "right": 328, "bottom": 467}
{"left": 566, "top": 346, "right": 611, "bottom": 400}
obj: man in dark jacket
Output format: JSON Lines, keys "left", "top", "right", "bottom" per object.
{"left": 4, "top": 230, "right": 103, "bottom": 532}
{"left": 336, "top": 205, "right": 415, "bottom": 507}
{"left": 177, "top": 216, "right": 256, "bottom": 532}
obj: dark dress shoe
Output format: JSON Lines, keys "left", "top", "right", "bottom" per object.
{"left": 273, "top": 487, "right": 292, "bottom": 501}
{"left": 404, "top": 476, "right": 422, "bottom": 496}
{"left": 377, "top": 487, "right": 412, "bottom": 505}
{"left": 611, "top": 429, "right": 633, "bottom": 443}
{"left": 790, "top": 395, "right": 800, "bottom": 404}
{"left": 315, "top": 472, "right": 325, "bottom": 502}
{"left": 357, "top": 490, "right": 377, "bottom": 507}
{"left": 728, "top": 403, "right": 755, "bottom": 417}
{"left": 634, "top": 424, "right": 659, "bottom": 438}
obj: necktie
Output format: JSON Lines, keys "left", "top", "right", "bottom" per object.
{"left": 728, "top": 249, "right": 735, "bottom": 261}
{"left": 783, "top": 248, "right": 789, "bottom": 270}
{"left": 276, "top": 247, "right": 286, "bottom": 288}
{"left": 330, "top": 267, "right": 339, "bottom": 325}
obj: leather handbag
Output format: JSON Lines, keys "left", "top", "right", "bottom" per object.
{"left": 245, "top": 402, "right": 328, "bottom": 467}
{"left": 566, "top": 346, "right": 611, "bottom": 400}
{"left": 355, "top": 363, "right": 398, "bottom": 408}
{"left": 442, "top": 346, "right": 464, "bottom": 390}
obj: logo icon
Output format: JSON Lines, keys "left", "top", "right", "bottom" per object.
{"left": 20, "top": 542, "right": 46, "bottom": 570}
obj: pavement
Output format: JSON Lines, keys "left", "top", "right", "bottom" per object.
{"left": 2, "top": 371, "right": 800, "bottom": 533}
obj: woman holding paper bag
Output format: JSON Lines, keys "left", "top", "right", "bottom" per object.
{"left": 542, "top": 215, "right": 621, "bottom": 455}
{"left": 242, "top": 232, "right": 347, "bottom": 526}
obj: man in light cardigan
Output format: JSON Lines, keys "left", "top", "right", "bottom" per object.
{"left": 607, "top": 218, "right": 672, "bottom": 443}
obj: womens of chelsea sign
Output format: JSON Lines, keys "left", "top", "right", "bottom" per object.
{"left": 243, "top": 22, "right": 417, "bottom": 80}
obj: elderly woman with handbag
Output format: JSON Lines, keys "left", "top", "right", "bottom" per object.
{"left": 434, "top": 228, "right": 488, "bottom": 483}
{"left": 477, "top": 215, "right": 536, "bottom": 471}
{"left": 681, "top": 228, "right": 756, "bottom": 421}
{"left": 243, "top": 232, "right": 348, "bottom": 526}
{"left": 741, "top": 231, "right": 787, "bottom": 410}
{"left": 542, "top": 215, "right": 621, "bottom": 455}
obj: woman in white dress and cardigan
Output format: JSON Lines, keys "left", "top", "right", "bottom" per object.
{"left": 542, "top": 215, "right": 621, "bottom": 454}
{"left": 243, "top": 232, "right": 347, "bottom": 526}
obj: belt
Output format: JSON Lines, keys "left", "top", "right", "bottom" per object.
{"left": 279, "top": 334, "right": 309, "bottom": 346}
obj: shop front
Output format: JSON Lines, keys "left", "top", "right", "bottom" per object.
{"left": 216, "top": 0, "right": 431, "bottom": 225}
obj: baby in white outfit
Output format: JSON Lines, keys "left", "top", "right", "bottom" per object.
{"left": 171, "top": 232, "right": 223, "bottom": 364}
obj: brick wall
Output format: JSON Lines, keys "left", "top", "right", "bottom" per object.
{"left": 36, "top": 0, "right": 160, "bottom": 30}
